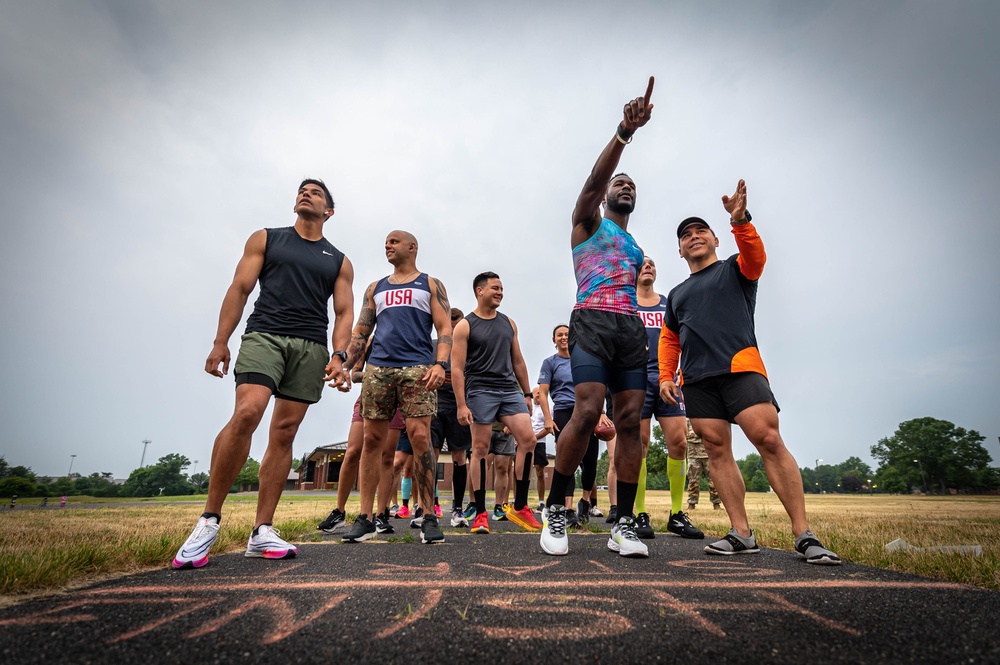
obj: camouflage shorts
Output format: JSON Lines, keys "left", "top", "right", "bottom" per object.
{"left": 361, "top": 365, "right": 437, "bottom": 420}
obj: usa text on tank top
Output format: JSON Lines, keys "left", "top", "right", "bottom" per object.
{"left": 637, "top": 294, "right": 667, "bottom": 373}
{"left": 368, "top": 273, "right": 435, "bottom": 367}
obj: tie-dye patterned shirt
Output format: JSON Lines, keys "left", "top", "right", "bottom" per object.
{"left": 572, "top": 218, "right": 644, "bottom": 315}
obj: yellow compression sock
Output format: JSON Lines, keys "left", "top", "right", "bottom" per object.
{"left": 635, "top": 458, "right": 647, "bottom": 514}
{"left": 667, "top": 456, "right": 686, "bottom": 514}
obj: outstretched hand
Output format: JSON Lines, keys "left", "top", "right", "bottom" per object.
{"left": 722, "top": 179, "right": 748, "bottom": 222}
{"left": 621, "top": 76, "right": 655, "bottom": 135}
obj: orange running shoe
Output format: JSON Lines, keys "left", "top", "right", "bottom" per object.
{"left": 397, "top": 505, "right": 411, "bottom": 519}
{"left": 505, "top": 503, "right": 543, "bottom": 531}
{"left": 471, "top": 511, "right": 490, "bottom": 534}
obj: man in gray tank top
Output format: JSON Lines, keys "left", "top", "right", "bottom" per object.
{"left": 172, "top": 179, "right": 355, "bottom": 570}
{"left": 451, "top": 272, "right": 543, "bottom": 534}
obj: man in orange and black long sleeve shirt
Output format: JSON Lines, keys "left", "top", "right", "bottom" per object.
{"left": 657, "top": 179, "right": 840, "bottom": 566}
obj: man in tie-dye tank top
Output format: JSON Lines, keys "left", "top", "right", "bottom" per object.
{"left": 540, "top": 77, "right": 655, "bottom": 560}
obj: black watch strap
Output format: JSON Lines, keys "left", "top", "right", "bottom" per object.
{"left": 434, "top": 360, "right": 448, "bottom": 370}
{"left": 332, "top": 350, "right": 348, "bottom": 362}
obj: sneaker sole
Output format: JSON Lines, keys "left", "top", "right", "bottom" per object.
{"left": 245, "top": 549, "right": 297, "bottom": 559}
{"left": 505, "top": 512, "right": 542, "bottom": 532}
{"left": 607, "top": 538, "right": 649, "bottom": 558}
{"left": 171, "top": 556, "right": 208, "bottom": 569}
{"left": 636, "top": 530, "right": 656, "bottom": 540}
{"left": 318, "top": 524, "right": 345, "bottom": 533}
{"left": 801, "top": 553, "right": 842, "bottom": 565}
{"left": 421, "top": 534, "right": 445, "bottom": 544}
{"left": 540, "top": 538, "right": 569, "bottom": 556}
{"left": 704, "top": 545, "right": 760, "bottom": 555}
{"left": 342, "top": 532, "right": 375, "bottom": 543}
{"left": 667, "top": 527, "right": 705, "bottom": 540}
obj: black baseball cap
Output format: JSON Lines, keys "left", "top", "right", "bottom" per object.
{"left": 676, "top": 216, "right": 712, "bottom": 239}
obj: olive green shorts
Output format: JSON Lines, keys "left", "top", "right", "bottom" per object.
{"left": 233, "top": 332, "right": 328, "bottom": 404}
{"left": 361, "top": 365, "right": 437, "bottom": 420}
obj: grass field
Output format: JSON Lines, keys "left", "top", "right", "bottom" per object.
{"left": 1, "top": 492, "right": 998, "bottom": 599}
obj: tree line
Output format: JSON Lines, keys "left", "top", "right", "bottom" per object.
{"left": 595, "top": 417, "right": 998, "bottom": 494}
{"left": 0, "top": 454, "right": 269, "bottom": 498}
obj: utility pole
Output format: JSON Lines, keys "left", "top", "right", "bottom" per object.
{"left": 140, "top": 439, "right": 152, "bottom": 468}
{"left": 68, "top": 454, "right": 76, "bottom": 476}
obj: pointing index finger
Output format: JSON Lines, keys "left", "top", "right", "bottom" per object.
{"left": 643, "top": 76, "right": 654, "bottom": 104}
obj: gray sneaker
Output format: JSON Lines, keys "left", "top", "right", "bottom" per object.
{"left": 795, "top": 530, "right": 841, "bottom": 565}
{"left": 704, "top": 528, "right": 760, "bottom": 555}
{"left": 608, "top": 517, "right": 649, "bottom": 558}
{"left": 342, "top": 515, "right": 376, "bottom": 543}
{"left": 540, "top": 505, "right": 569, "bottom": 556}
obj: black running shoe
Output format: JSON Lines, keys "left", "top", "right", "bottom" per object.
{"left": 317, "top": 508, "right": 346, "bottom": 533}
{"left": 605, "top": 505, "right": 618, "bottom": 524}
{"left": 342, "top": 515, "right": 376, "bottom": 542}
{"left": 635, "top": 512, "right": 655, "bottom": 539}
{"left": 667, "top": 511, "right": 705, "bottom": 539}
{"left": 565, "top": 508, "right": 580, "bottom": 529}
{"left": 576, "top": 499, "right": 590, "bottom": 525}
{"left": 375, "top": 514, "right": 395, "bottom": 534}
{"left": 421, "top": 515, "right": 445, "bottom": 544}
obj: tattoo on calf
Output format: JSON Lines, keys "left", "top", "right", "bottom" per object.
{"left": 414, "top": 450, "right": 436, "bottom": 508}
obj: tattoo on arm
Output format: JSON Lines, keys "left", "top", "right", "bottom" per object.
{"left": 437, "top": 335, "right": 453, "bottom": 349}
{"left": 432, "top": 278, "right": 450, "bottom": 312}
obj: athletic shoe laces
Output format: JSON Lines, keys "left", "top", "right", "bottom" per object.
{"left": 547, "top": 509, "right": 566, "bottom": 536}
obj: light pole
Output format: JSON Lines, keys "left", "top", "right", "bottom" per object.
{"left": 192, "top": 460, "right": 199, "bottom": 475}
{"left": 140, "top": 439, "right": 152, "bottom": 468}
{"left": 913, "top": 459, "right": 928, "bottom": 494}
{"left": 68, "top": 454, "right": 77, "bottom": 476}
{"left": 814, "top": 459, "right": 823, "bottom": 493}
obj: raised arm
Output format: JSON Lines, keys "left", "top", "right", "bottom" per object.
{"left": 323, "top": 256, "right": 355, "bottom": 391}
{"left": 723, "top": 179, "right": 766, "bottom": 280}
{"left": 571, "top": 76, "right": 655, "bottom": 246}
{"left": 205, "top": 229, "right": 266, "bottom": 377}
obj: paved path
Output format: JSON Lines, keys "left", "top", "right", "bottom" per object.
{"left": 2, "top": 521, "right": 997, "bottom": 664}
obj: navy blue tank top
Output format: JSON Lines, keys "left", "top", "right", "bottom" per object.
{"left": 368, "top": 273, "right": 435, "bottom": 367}
{"left": 637, "top": 295, "right": 667, "bottom": 374}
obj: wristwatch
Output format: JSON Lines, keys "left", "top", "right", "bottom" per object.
{"left": 332, "top": 350, "right": 348, "bottom": 363}
{"left": 434, "top": 360, "right": 448, "bottom": 370}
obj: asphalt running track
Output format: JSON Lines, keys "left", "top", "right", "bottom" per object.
{"left": 2, "top": 522, "right": 998, "bottom": 665}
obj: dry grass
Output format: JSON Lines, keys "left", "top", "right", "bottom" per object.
{"left": 1, "top": 492, "right": 998, "bottom": 599}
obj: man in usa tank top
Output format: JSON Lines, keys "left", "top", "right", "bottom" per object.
{"left": 340, "top": 230, "right": 453, "bottom": 545}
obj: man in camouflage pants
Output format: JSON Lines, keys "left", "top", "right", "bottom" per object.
{"left": 686, "top": 419, "right": 721, "bottom": 511}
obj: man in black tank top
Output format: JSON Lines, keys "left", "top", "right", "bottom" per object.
{"left": 172, "top": 179, "right": 355, "bottom": 570}
{"left": 451, "top": 272, "right": 543, "bottom": 534}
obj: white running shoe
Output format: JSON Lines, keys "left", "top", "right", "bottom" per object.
{"left": 172, "top": 516, "right": 220, "bottom": 569}
{"left": 608, "top": 517, "right": 649, "bottom": 558}
{"left": 540, "top": 505, "right": 569, "bottom": 556}
{"left": 450, "top": 510, "right": 469, "bottom": 528}
{"left": 589, "top": 505, "right": 604, "bottom": 518}
{"left": 245, "top": 524, "right": 298, "bottom": 559}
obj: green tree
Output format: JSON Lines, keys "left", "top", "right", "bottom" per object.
{"left": 8, "top": 465, "right": 37, "bottom": 482}
{"left": 0, "top": 476, "right": 38, "bottom": 496}
{"left": 123, "top": 454, "right": 195, "bottom": 497}
{"left": 748, "top": 469, "right": 770, "bottom": 492}
{"left": 0, "top": 456, "right": 9, "bottom": 478}
{"left": 875, "top": 466, "right": 907, "bottom": 493}
{"left": 871, "top": 417, "right": 991, "bottom": 493}
{"left": 235, "top": 458, "right": 261, "bottom": 492}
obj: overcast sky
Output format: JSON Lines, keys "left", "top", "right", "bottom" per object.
{"left": 1, "top": 1, "right": 998, "bottom": 479}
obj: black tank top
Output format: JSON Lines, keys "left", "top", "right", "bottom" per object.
{"left": 464, "top": 312, "right": 518, "bottom": 392}
{"left": 245, "top": 227, "right": 344, "bottom": 346}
